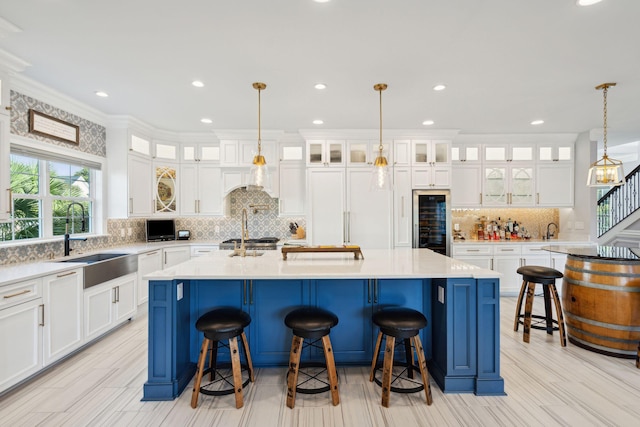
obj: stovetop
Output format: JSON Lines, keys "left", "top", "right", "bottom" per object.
{"left": 219, "top": 237, "right": 279, "bottom": 250}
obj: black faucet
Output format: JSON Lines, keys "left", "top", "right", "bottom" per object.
{"left": 546, "top": 222, "right": 558, "bottom": 240}
{"left": 64, "top": 202, "right": 87, "bottom": 256}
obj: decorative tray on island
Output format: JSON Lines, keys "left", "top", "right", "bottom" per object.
{"left": 281, "top": 245, "right": 363, "bottom": 260}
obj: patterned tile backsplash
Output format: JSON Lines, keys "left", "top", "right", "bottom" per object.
{"left": 452, "top": 208, "right": 559, "bottom": 240}
{"left": 0, "top": 188, "right": 305, "bottom": 266}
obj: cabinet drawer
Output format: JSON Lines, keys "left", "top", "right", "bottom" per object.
{"left": 452, "top": 245, "right": 492, "bottom": 256}
{"left": 191, "top": 246, "right": 218, "bottom": 257}
{"left": 0, "top": 278, "right": 43, "bottom": 310}
{"left": 494, "top": 245, "right": 522, "bottom": 255}
{"left": 521, "top": 245, "right": 547, "bottom": 255}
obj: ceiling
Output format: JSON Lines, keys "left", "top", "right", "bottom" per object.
{"left": 1, "top": 0, "right": 639, "bottom": 144}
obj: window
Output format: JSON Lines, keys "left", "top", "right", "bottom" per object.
{"left": 0, "top": 153, "right": 95, "bottom": 242}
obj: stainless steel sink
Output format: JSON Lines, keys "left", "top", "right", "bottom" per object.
{"left": 57, "top": 253, "right": 138, "bottom": 289}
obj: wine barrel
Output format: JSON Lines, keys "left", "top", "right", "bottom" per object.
{"left": 562, "top": 254, "right": 640, "bottom": 358}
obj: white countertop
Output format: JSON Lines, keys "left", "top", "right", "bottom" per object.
{"left": 452, "top": 238, "right": 593, "bottom": 245}
{"left": 146, "top": 248, "right": 498, "bottom": 281}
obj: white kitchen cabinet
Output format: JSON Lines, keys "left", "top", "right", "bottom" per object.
{"left": 411, "top": 140, "right": 451, "bottom": 188}
{"left": 537, "top": 143, "right": 573, "bottom": 162}
{"left": 153, "top": 161, "right": 179, "bottom": 214}
{"left": 84, "top": 273, "right": 137, "bottom": 342}
{"left": 163, "top": 246, "right": 191, "bottom": 268}
{"left": 279, "top": 141, "right": 305, "bottom": 163}
{"left": 307, "top": 168, "right": 345, "bottom": 245}
{"left": 483, "top": 165, "right": 534, "bottom": 206}
{"left": 152, "top": 140, "right": 179, "bottom": 161}
{"left": 180, "top": 163, "right": 223, "bottom": 215}
{"left": 451, "top": 143, "right": 481, "bottom": 164}
{"left": 452, "top": 244, "right": 493, "bottom": 270}
{"left": 181, "top": 142, "right": 220, "bottom": 163}
{"left": 521, "top": 245, "right": 551, "bottom": 268}
{"left": 0, "top": 278, "right": 43, "bottom": 392}
{"left": 451, "top": 164, "right": 482, "bottom": 207}
{"left": 346, "top": 169, "right": 392, "bottom": 248}
{"left": 306, "top": 140, "right": 345, "bottom": 167}
{"left": 0, "top": 69, "right": 9, "bottom": 117}
{"left": 393, "top": 168, "right": 412, "bottom": 247}
{"left": 452, "top": 244, "right": 521, "bottom": 295}
{"left": 484, "top": 143, "right": 534, "bottom": 163}
{"left": 42, "top": 269, "right": 84, "bottom": 366}
{"left": 0, "top": 114, "right": 10, "bottom": 220}
{"left": 393, "top": 140, "right": 411, "bottom": 167}
{"left": 137, "top": 249, "right": 163, "bottom": 305}
{"left": 128, "top": 153, "right": 153, "bottom": 217}
{"left": 220, "top": 140, "right": 276, "bottom": 167}
{"left": 346, "top": 140, "right": 391, "bottom": 167}
{"left": 536, "top": 163, "right": 574, "bottom": 207}
{"left": 278, "top": 164, "right": 306, "bottom": 216}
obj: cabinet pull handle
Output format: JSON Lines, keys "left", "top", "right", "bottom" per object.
{"left": 501, "top": 249, "right": 515, "bottom": 252}
{"left": 3, "top": 289, "right": 31, "bottom": 299}
{"left": 536, "top": 193, "right": 540, "bottom": 204}
{"left": 249, "top": 280, "right": 254, "bottom": 305}
{"left": 490, "top": 258, "right": 494, "bottom": 270}
{"left": 243, "top": 280, "right": 247, "bottom": 305}
{"left": 347, "top": 212, "right": 351, "bottom": 242}
{"left": 129, "top": 197, "right": 133, "bottom": 214}
{"left": 401, "top": 196, "right": 404, "bottom": 218}
{"left": 373, "top": 279, "right": 378, "bottom": 304}
{"left": 343, "top": 212, "right": 347, "bottom": 242}
{"left": 467, "top": 249, "right": 480, "bottom": 252}
{"left": 146, "top": 251, "right": 159, "bottom": 256}
{"left": 367, "top": 279, "right": 372, "bottom": 304}
{"left": 57, "top": 271, "right": 77, "bottom": 278}
{"left": 7, "top": 189, "right": 13, "bottom": 214}
{"left": 164, "top": 252, "right": 167, "bottom": 265}
{"left": 117, "top": 286, "right": 120, "bottom": 302}
{"left": 479, "top": 193, "right": 482, "bottom": 204}
{"left": 39, "top": 304, "right": 45, "bottom": 326}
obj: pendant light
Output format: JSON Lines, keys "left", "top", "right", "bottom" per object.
{"left": 587, "top": 83, "right": 625, "bottom": 187}
{"left": 371, "top": 83, "right": 391, "bottom": 191}
{"left": 248, "top": 82, "right": 272, "bottom": 192}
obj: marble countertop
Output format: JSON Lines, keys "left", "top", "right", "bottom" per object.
{"left": 452, "top": 238, "right": 593, "bottom": 245}
{"left": 145, "top": 248, "right": 498, "bottom": 281}
{"left": 542, "top": 245, "right": 640, "bottom": 261}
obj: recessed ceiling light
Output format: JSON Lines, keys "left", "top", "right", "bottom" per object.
{"left": 95, "top": 91, "right": 108, "bottom": 97}
{"left": 313, "top": 119, "right": 324, "bottom": 125}
{"left": 433, "top": 84, "right": 446, "bottom": 91}
{"left": 314, "top": 83, "right": 327, "bottom": 90}
{"left": 422, "top": 120, "right": 435, "bottom": 126}
{"left": 313, "top": 0, "right": 331, "bottom": 3}
{"left": 192, "top": 80, "right": 205, "bottom": 88}
{"left": 576, "top": 0, "right": 603, "bottom": 6}
{"left": 530, "top": 119, "right": 544, "bottom": 125}
{"left": 200, "top": 118, "right": 213, "bottom": 124}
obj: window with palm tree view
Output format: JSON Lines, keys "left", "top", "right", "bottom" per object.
{"left": 0, "top": 153, "right": 94, "bottom": 242}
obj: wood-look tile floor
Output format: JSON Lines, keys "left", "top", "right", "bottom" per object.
{"left": 1, "top": 297, "right": 639, "bottom": 427}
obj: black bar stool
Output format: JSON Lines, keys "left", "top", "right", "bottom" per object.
{"left": 369, "top": 307, "right": 433, "bottom": 408}
{"left": 513, "top": 265, "right": 566, "bottom": 347}
{"left": 284, "top": 307, "right": 339, "bottom": 409}
{"left": 191, "top": 307, "right": 254, "bottom": 409}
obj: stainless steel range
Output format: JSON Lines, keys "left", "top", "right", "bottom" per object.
{"left": 219, "top": 237, "right": 279, "bottom": 250}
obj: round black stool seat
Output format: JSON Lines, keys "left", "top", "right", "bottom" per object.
{"left": 285, "top": 307, "right": 338, "bottom": 339}
{"left": 516, "top": 265, "right": 563, "bottom": 285}
{"left": 373, "top": 307, "right": 427, "bottom": 340}
{"left": 195, "top": 307, "right": 251, "bottom": 341}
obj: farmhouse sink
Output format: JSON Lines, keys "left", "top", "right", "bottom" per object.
{"left": 57, "top": 253, "right": 138, "bottom": 289}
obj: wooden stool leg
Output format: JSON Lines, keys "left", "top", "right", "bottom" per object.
{"left": 523, "top": 281, "right": 536, "bottom": 343}
{"left": 321, "top": 335, "right": 340, "bottom": 406}
{"left": 286, "top": 335, "right": 303, "bottom": 409}
{"left": 514, "top": 279, "right": 528, "bottom": 331}
{"left": 240, "top": 331, "right": 255, "bottom": 382}
{"left": 549, "top": 284, "right": 567, "bottom": 347}
{"left": 229, "top": 337, "right": 244, "bottom": 409}
{"left": 381, "top": 335, "right": 395, "bottom": 408}
{"left": 542, "top": 285, "right": 554, "bottom": 335}
{"left": 412, "top": 335, "right": 433, "bottom": 405}
{"left": 370, "top": 331, "right": 383, "bottom": 382}
{"left": 404, "top": 338, "right": 414, "bottom": 379}
{"left": 191, "top": 338, "right": 210, "bottom": 409}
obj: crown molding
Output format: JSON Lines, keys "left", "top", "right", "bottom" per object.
{"left": 214, "top": 129, "right": 285, "bottom": 141}
{"left": 0, "top": 49, "right": 30, "bottom": 73}
{"left": 298, "top": 129, "right": 460, "bottom": 140}
{"left": 454, "top": 133, "right": 578, "bottom": 144}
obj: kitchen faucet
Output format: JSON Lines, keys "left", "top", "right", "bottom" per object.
{"left": 229, "top": 208, "right": 250, "bottom": 257}
{"left": 546, "top": 222, "right": 558, "bottom": 240}
{"left": 64, "top": 202, "right": 87, "bottom": 256}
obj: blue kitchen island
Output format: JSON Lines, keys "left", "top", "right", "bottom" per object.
{"left": 142, "top": 248, "right": 504, "bottom": 400}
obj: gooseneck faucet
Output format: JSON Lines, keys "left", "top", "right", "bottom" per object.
{"left": 64, "top": 202, "right": 87, "bottom": 256}
{"left": 546, "top": 222, "right": 558, "bottom": 240}
{"left": 230, "top": 208, "right": 250, "bottom": 257}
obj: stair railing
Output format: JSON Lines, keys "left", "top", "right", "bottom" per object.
{"left": 597, "top": 164, "right": 640, "bottom": 237}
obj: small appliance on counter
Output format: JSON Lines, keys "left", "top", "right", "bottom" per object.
{"left": 177, "top": 230, "right": 190, "bottom": 240}
{"left": 146, "top": 218, "right": 176, "bottom": 242}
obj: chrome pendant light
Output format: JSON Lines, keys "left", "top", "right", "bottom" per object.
{"left": 371, "top": 83, "right": 391, "bottom": 191}
{"left": 248, "top": 82, "right": 272, "bottom": 192}
{"left": 587, "top": 83, "right": 625, "bottom": 187}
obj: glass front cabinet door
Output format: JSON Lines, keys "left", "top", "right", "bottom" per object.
{"left": 154, "top": 165, "right": 177, "bottom": 213}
